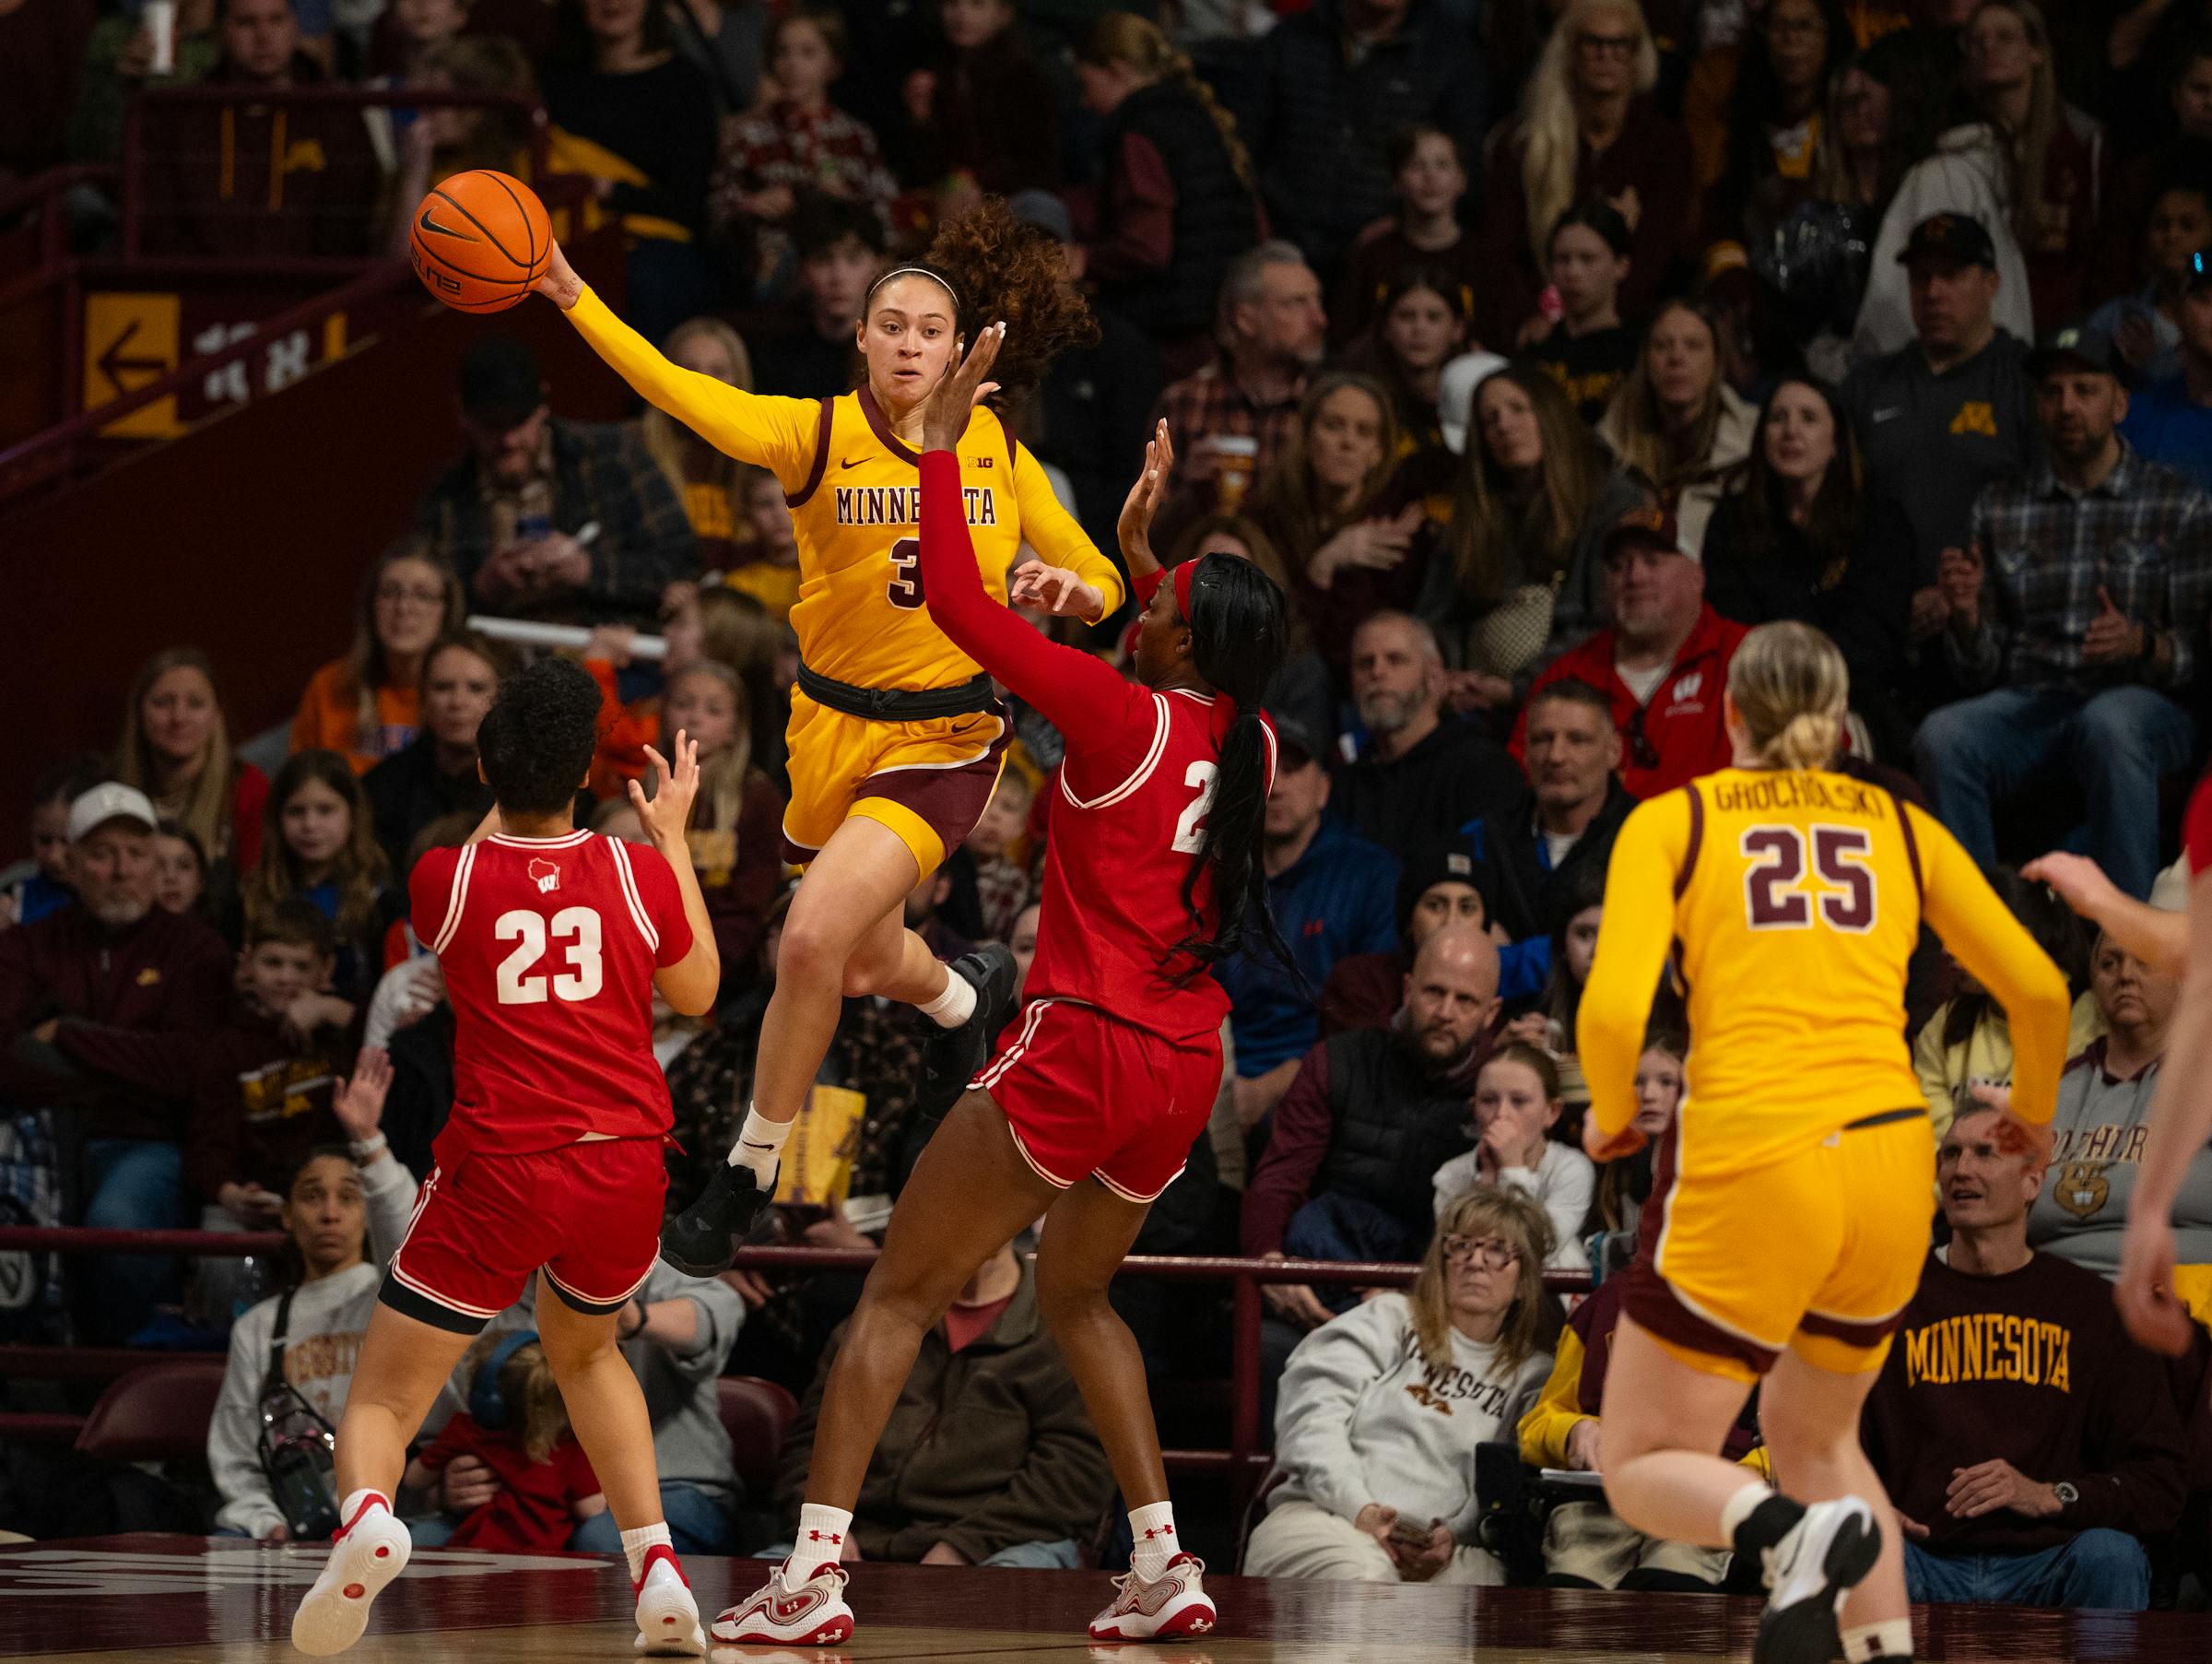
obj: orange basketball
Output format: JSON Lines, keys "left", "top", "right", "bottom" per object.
{"left": 409, "top": 171, "right": 551, "bottom": 313}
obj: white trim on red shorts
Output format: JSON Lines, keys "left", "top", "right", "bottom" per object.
{"left": 1061, "top": 696, "right": 1168, "bottom": 811}
{"left": 429, "top": 844, "right": 477, "bottom": 956}
{"left": 1098, "top": 1163, "right": 1183, "bottom": 1206}
{"left": 1005, "top": 1117, "right": 1077, "bottom": 1189}
{"left": 542, "top": 1257, "right": 655, "bottom": 1312}
{"left": 973, "top": 997, "right": 1055, "bottom": 1092}
{"left": 607, "top": 837, "right": 659, "bottom": 954}
{"left": 386, "top": 1257, "right": 505, "bottom": 1321}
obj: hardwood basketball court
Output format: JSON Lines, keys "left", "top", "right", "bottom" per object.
{"left": 0, "top": 1536, "right": 2194, "bottom": 1662}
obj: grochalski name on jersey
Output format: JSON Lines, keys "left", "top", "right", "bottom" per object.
{"left": 834, "top": 484, "right": 1000, "bottom": 527}
{"left": 1708, "top": 773, "right": 1884, "bottom": 817}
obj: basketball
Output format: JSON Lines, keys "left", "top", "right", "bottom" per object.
{"left": 408, "top": 171, "right": 551, "bottom": 313}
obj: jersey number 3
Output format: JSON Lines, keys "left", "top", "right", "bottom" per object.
{"left": 495, "top": 907, "right": 604, "bottom": 1004}
{"left": 1740, "top": 825, "right": 1877, "bottom": 933}
{"left": 887, "top": 536, "right": 924, "bottom": 610}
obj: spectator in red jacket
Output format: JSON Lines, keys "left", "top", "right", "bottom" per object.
{"left": 1512, "top": 508, "right": 1750, "bottom": 797}
{"left": 0, "top": 784, "right": 232, "bottom": 1342}
{"left": 1860, "top": 1102, "right": 2187, "bottom": 1610}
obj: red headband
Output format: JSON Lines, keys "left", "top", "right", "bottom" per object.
{"left": 1172, "top": 556, "right": 1201, "bottom": 624}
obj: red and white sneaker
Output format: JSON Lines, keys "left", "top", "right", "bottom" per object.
{"left": 632, "top": 1544, "right": 704, "bottom": 1655}
{"left": 709, "top": 1560, "right": 854, "bottom": 1647}
{"left": 290, "top": 1494, "right": 412, "bottom": 1657}
{"left": 1088, "top": 1552, "right": 1216, "bottom": 1641}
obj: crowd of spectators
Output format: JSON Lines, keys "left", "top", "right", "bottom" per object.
{"left": 6, "top": 0, "right": 2212, "bottom": 1611}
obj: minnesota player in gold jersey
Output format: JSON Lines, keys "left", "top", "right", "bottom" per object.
{"left": 1576, "top": 623, "right": 2071, "bottom": 1664}
{"left": 529, "top": 204, "right": 1129, "bottom": 1264}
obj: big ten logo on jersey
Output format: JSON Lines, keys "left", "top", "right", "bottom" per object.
{"left": 494, "top": 907, "right": 603, "bottom": 1005}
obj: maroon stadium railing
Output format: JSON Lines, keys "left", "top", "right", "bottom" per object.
{"left": 0, "top": 1228, "right": 1592, "bottom": 1520}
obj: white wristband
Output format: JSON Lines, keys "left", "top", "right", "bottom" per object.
{"left": 349, "top": 1134, "right": 389, "bottom": 1162}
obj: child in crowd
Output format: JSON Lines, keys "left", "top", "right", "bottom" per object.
{"left": 154, "top": 820, "right": 213, "bottom": 919}
{"left": 726, "top": 469, "right": 803, "bottom": 623}
{"left": 708, "top": 6, "right": 898, "bottom": 298}
{"left": 1524, "top": 202, "right": 1640, "bottom": 424}
{"left": 406, "top": 1331, "right": 606, "bottom": 1552}
{"left": 239, "top": 750, "right": 398, "bottom": 1009}
{"left": 2088, "top": 182, "right": 2212, "bottom": 385}
{"left": 2, "top": 756, "right": 102, "bottom": 927}
{"left": 664, "top": 661, "right": 787, "bottom": 992}
{"left": 1335, "top": 126, "right": 1487, "bottom": 348}
{"left": 1432, "top": 1043, "right": 1594, "bottom": 1272}
{"left": 188, "top": 900, "right": 356, "bottom": 1234}
{"left": 960, "top": 771, "right": 1035, "bottom": 946}
{"left": 1587, "top": 1030, "right": 1686, "bottom": 1275}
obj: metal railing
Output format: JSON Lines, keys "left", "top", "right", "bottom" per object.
{"left": 0, "top": 1227, "right": 1591, "bottom": 1518}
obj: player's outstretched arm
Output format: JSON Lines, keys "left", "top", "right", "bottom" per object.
{"left": 533, "top": 242, "right": 794, "bottom": 474}
{"left": 2118, "top": 863, "right": 2212, "bottom": 1356}
{"left": 1914, "top": 805, "right": 2069, "bottom": 1131}
{"left": 1576, "top": 797, "right": 1688, "bottom": 1159}
{"left": 916, "top": 325, "right": 1141, "bottom": 758}
{"left": 1115, "top": 419, "right": 1175, "bottom": 601}
{"left": 629, "top": 734, "right": 722, "bottom": 1017}
{"left": 2022, "top": 851, "right": 2188, "bottom": 979}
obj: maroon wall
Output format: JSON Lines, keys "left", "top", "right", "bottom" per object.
{"left": 0, "top": 233, "right": 629, "bottom": 851}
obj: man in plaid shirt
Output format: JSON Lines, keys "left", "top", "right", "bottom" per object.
{"left": 1147, "top": 241, "right": 1325, "bottom": 548}
{"left": 1915, "top": 324, "right": 2212, "bottom": 898}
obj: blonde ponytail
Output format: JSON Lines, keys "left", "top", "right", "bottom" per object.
{"left": 1084, "top": 12, "right": 1254, "bottom": 192}
{"left": 1727, "top": 621, "right": 1850, "bottom": 772}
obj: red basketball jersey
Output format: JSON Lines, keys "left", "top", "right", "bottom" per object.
{"left": 2188, "top": 773, "right": 2212, "bottom": 875}
{"left": 1027, "top": 689, "right": 1277, "bottom": 1045}
{"left": 408, "top": 830, "right": 693, "bottom": 1154}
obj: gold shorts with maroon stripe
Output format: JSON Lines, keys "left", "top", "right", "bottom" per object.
{"left": 1623, "top": 1109, "right": 1936, "bottom": 1384}
{"left": 780, "top": 687, "right": 1009, "bottom": 876}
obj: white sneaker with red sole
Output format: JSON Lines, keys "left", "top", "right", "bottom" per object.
{"left": 709, "top": 1560, "right": 854, "bottom": 1647}
{"left": 290, "top": 1495, "right": 412, "bottom": 1657}
{"left": 632, "top": 1544, "right": 704, "bottom": 1655}
{"left": 1088, "top": 1553, "right": 1217, "bottom": 1641}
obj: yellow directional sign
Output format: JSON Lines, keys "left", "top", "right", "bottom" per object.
{"left": 83, "top": 291, "right": 182, "bottom": 438}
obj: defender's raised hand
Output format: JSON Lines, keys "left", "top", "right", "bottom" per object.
{"left": 921, "top": 321, "right": 1004, "bottom": 454}
{"left": 629, "top": 733, "right": 702, "bottom": 844}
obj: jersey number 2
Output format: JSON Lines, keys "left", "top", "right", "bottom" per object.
{"left": 1171, "top": 761, "right": 1218, "bottom": 854}
{"left": 886, "top": 537, "right": 924, "bottom": 610}
{"left": 495, "top": 908, "right": 604, "bottom": 1004}
{"left": 1741, "top": 825, "right": 1877, "bottom": 933}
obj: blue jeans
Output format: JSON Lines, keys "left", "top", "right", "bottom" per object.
{"left": 566, "top": 1482, "right": 737, "bottom": 1556}
{"left": 1903, "top": 1528, "right": 2149, "bottom": 1610}
{"left": 81, "top": 1138, "right": 183, "bottom": 1342}
{"left": 1914, "top": 684, "right": 2194, "bottom": 899}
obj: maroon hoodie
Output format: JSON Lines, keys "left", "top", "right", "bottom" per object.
{"left": 0, "top": 903, "right": 231, "bottom": 1142}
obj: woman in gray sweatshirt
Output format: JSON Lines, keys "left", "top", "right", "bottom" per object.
{"left": 1244, "top": 1185, "right": 1557, "bottom": 1584}
{"left": 209, "top": 1055, "right": 417, "bottom": 1540}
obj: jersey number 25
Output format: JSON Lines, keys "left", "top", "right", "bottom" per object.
{"left": 1740, "top": 825, "right": 1877, "bottom": 934}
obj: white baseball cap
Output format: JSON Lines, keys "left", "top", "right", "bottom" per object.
{"left": 66, "top": 783, "right": 159, "bottom": 844}
{"left": 1437, "top": 350, "right": 1509, "bottom": 454}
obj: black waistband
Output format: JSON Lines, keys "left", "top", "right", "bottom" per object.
{"left": 1843, "top": 1107, "right": 1928, "bottom": 1132}
{"left": 795, "top": 663, "right": 998, "bottom": 722}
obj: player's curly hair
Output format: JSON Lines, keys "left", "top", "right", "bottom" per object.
{"left": 913, "top": 197, "right": 1099, "bottom": 398}
{"left": 477, "top": 657, "right": 595, "bottom": 817}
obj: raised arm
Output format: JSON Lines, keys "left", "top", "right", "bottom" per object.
{"left": 534, "top": 243, "right": 816, "bottom": 483}
{"left": 2022, "top": 851, "right": 2188, "bottom": 979}
{"left": 627, "top": 736, "right": 722, "bottom": 1017}
{"left": 917, "top": 325, "right": 1146, "bottom": 758}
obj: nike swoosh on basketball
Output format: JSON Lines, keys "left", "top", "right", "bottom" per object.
{"left": 418, "top": 205, "right": 467, "bottom": 239}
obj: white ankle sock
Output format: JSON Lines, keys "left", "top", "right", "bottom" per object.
{"left": 915, "top": 965, "right": 976, "bottom": 1029}
{"left": 728, "top": 1105, "right": 791, "bottom": 1185}
{"left": 1718, "top": 1480, "right": 1776, "bottom": 1544}
{"left": 1842, "top": 1618, "right": 1913, "bottom": 1662}
{"left": 790, "top": 1505, "right": 853, "bottom": 1575}
{"left": 1128, "top": 1501, "right": 1178, "bottom": 1580}
{"left": 337, "top": 1488, "right": 388, "bottom": 1529}
{"left": 620, "top": 1521, "right": 672, "bottom": 1583}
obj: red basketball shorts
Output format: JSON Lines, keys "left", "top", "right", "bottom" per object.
{"left": 974, "top": 997, "right": 1222, "bottom": 1204}
{"left": 382, "top": 1136, "right": 667, "bottom": 1334}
